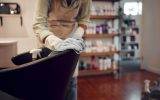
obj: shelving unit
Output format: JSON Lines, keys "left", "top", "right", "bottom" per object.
{"left": 79, "top": 0, "right": 121, "bottom": 77}
{"left": 79, "top": 50, "right": 120, "bottom": 75}
{"left": 120, "top": 18, "right": 140, "bottom": 60}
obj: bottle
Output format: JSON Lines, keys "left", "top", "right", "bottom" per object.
{"left": 106, "top": 58, "right": 112, "bottom": 69}
{"left": 112, "top": 61, "right": 117, "bottom": 70}
{"left": 141, "top": 80, "right": 151, "bottom": 100}
{"left": 90, "top": 56, "right": 98, "bottom": 70}
{"left": 103, "top": 57, "right": 108, "bottom": 70}
{"left": 99, "top": 57, "right": 103, "bottom": 70}
{"left": 79, "top": 61, "right": 85, "bottom": 70}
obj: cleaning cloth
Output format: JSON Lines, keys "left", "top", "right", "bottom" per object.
{"left": 54, "top": 38, "right": 85, "bottom": 54}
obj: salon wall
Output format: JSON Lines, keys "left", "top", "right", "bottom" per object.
{"left": 141, "top": 0, "right": 160, "bottom": 74}
{"left": 0, "top": 0, "right": 38, "bottom": 53}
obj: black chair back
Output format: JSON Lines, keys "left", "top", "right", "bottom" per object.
{"left": 0, "top": 48, "right": 79, "bottom": 100}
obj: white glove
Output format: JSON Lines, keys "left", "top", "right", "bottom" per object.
{"left": 72, "top": 27, "right": 85, "bottom": 38}
{"left": 44, "top": 35, "right": 63, "bottom": 50}
{"left": 30, "top": 49, "right": 42, "bottom": 59}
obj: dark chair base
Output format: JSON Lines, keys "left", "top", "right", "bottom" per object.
{"left": 0, "top": 91, "right": 20, "bottom": 100}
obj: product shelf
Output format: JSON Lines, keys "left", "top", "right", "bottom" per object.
{"left": 79, "top": 67, "right": 119, "bottom": 77}
{"left": 121, "top": 41, "right": 138, "bottom": 44}
{"left": 80, "top": 51, "right": 119, "bottom": 57}
{"left": 90, "top": 15, "right": 118, "bottom": 19}
{"left": 92, "top": 0, "right": 120, "bottom": 2}
{"left": 82, "top": 33, "right": 120, "bottom": 38}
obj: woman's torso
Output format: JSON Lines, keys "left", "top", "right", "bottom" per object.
{"left": 47, "top": 0, "right": 82, "bottom": 39}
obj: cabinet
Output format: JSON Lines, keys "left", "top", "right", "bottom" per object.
{"left": 120, "top": 18, "right": 140, "bottom": 60}
{"left": 0, "top": 40, "right": 17, "bottom": 68}
{"left": 0, "top": 14, "right": 22, "bottom": 26}
{"left": 79, "top": 0, "right": 121, "bottom": 77}
{"left": 0, "top": 2, "right": 22, "bottom": 26}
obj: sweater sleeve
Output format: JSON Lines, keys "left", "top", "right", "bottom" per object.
{"left": 77, "top": 0, "right": 92, "bottom": 29}
{"left": 32, "top": 0, "right": 53, "bottom": 43}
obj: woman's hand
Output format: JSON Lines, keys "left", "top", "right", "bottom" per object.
{"left": 44, "top": 35, "right": 63, "bottom": 50}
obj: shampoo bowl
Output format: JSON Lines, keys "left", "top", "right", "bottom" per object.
{"left": 0, "top": 48, "right": 79, "bottom": 100}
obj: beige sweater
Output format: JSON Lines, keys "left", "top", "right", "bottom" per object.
{"left": 32, "top": 0, "right": 91, "bottom": 77}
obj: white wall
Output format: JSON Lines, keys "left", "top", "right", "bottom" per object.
{"left": 0, "top": 0, "right": 38, "bottom": 53}
{"left": 141, "top": 0, "right": 160, "bottom": 74}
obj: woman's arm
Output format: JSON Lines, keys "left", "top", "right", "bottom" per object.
{"left": 32, "top": 0, "right": 62, "bottom": 50}
{"left": 74, "top": 0, "right": 92, "bottom": 38}
{"left": 32, "top": 0, "right": 53, "bottom": 43}
{"left": 77, "top": 0, "right": 91, "bottom": 30}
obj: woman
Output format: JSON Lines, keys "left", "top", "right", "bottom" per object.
{"left": 32, "top": 0, "right": 91, "bottom": 100}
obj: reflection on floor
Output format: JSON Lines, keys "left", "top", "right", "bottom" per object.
{"left": 120, "top": 59, "right": 141, "bottom": 72}
{"left": 78, "top": 71, "right": 159, "bottom": 100}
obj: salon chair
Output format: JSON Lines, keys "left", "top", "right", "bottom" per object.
{"left": 0, "top": 47, "right": 79, "bottom": 100}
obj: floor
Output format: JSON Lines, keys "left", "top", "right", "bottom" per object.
{"left": 78, "top": 71, "right": 160, "bottom": 100}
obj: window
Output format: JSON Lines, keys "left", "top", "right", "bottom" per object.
{"left": 124, "top": 2, "right": 142, "bottom": 16}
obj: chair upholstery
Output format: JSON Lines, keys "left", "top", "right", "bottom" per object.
{"left": 0, "top": 48, "right": 79, "bottom": 100}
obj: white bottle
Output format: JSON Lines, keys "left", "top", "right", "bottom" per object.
{"left": 107, "top": 58, "right": 112, "bottom": 69}
{"left": 99, "top": 58, "right": 104, "bottom": 70}
{"left": 112, "top": 61, "right": 117, "bottom": 70}
{"left": 103, "top": 58, "right": 108, "bottom": 70}
{"left": 126, "top": 36, "right": 131, "bottom": 43}
{"left": 114, "top": 53, "right": 119, "bottom": 61}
